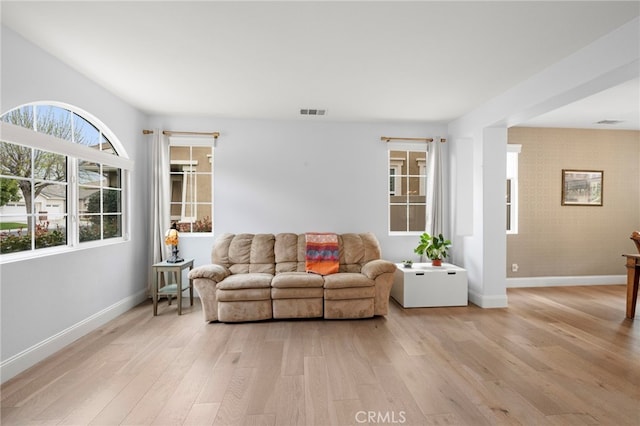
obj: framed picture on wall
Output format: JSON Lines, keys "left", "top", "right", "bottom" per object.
{"left": 561, "top": 169, "right": 603, "bottom": 206}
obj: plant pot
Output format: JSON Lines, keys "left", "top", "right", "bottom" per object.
{"left": 431, "top": 259, "right": 442, "bottom": 267}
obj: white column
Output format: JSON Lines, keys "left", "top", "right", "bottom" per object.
{"left": 480, "top": 127, "right": 508, "bottom": 307}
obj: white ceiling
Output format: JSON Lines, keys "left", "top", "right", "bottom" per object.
{"left": 2, "top": 1, "right": 639, "bottom": 129}
{"left": 517, "top": 77, "right": 639, "bottom": 130}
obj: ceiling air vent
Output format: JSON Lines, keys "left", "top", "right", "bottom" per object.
{"left": 595, "top": 119, "right": 624, "bottom": 125}
{"left": 300, "top": 108, "right": 326, "bottom": 116}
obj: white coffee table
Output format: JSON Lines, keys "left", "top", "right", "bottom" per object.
{"left": 391, "top": 262, "right": 468, "bottom": 308}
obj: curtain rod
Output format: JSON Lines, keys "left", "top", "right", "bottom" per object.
{"left": 381, "top": 136, "right": 446, "bottom": 143}
{"left": 143, "top": 129, "right": 219, "bottom": 139}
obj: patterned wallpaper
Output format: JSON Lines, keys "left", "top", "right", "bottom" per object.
{"left": 507, "top": 127, "right": 639, "bottom": 278}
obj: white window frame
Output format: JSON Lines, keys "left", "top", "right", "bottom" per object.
{"left": 507, "top": 144, "right": 521, "bottom": 235}
{"left": 0, "top": 112, "right": 132, "bottom": 263}
{"left": 169, "top": 161, "right": 198, "bottom": 223}
{"left": 168, "top": 136, "right": 214, "bottom": 235}
{"left": 0, "top": 122, "right": 133, "bottom": 264}
{"left": 417, "top": 158, "right": 426, "bottom": 196}
{"left": 389, "top": 159, "right": 404, "bottom": 196}
{"left": 388, "top": 141, "right": 428, "bottom": 236}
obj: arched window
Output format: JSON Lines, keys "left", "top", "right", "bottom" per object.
{"left": 0, "top": 102, "right": 132, "bottom": 259}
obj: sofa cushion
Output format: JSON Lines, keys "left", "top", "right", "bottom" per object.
{"left": 217, "top": 273, "right": 273, "bottom": 290}
{"left": 360, "top": 232, "right": 383, "bottom": 263}
{"left": 274, "top": 233, "right": 298, "bottom": 262}
{"left": 339, "top": 233, "right": 365, "bottom": 266}
{"left": 272, "top": 272, "right": 324, "bottom": 288}
{"left": 274, "top": 233, "right": 305, "bottom": 272}
{"left": 325, "top": 298, "right": 374, "bottom": 319}
{"left": 228, "top": 233, "right": 253, "bottom": 263}
{"left": 324, "top": 286, "right": 376, "bottom": 300}
{"left": 323, "top": 272, "right": 374, "bottom": 289}
{"left": 226, "top": 234, "right": 274, "bottom": 274}
{"left": 335, "top": 233, "right": 383, "bottom": 273}
{"left": 250, "top": 234, "right": 276, "bottom": 272}
{"left": 211, "top": 233, "right": 235, "bottom": 265}
{"left": 218, "top": 300, "right": 272, "bottom": 322}
{"left": 271, "top": 287, "right": 324, "bottom": 299}
{"left": 217, "top": 288, "right": 272, "bottom": 302}
{"left": 273, "top": 299, "right": 323, "bottom": 319}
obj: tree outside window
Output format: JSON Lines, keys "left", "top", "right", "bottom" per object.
{"left": 0, "top": 103, "right": 127, "bottom": 256}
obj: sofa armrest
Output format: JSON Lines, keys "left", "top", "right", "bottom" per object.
{"left": 363, "top": 260, "right": 396, "bottom": 316}
{"left": 189, "top": 264, "right": 228, "bottom": 323}
{"left": 188, "top": 264, "right": 230, "bottom": 282}
{"left": 361, "top": 259, "right": 397, "bottom": 280}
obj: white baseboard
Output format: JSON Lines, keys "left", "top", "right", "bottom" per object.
{"left": 0, "top": 290, "right": 148, "bottom": 384}
{"left": 468, "top": 289, "right": 508, "bottom": 308}
{"left": 507, "top": 275, "right": 626, "bottom": 288}
{"left": 466, "top": 275, "right": 624, "bottom": 306}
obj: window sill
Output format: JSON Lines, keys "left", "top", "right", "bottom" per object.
{"left": 0, "top": 237, "right": 129, "bottom": 265}
{"left": 388, "top": 231, "right": 425, "bottom": 237}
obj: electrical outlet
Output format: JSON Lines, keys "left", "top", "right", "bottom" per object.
{"left": 511, "top": 263, "right": 519, "bottom": 272}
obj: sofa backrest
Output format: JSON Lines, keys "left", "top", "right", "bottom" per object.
{"left": 337, "top": 232, "right": 383, "bottom": 271}
{"left": 211, "top": 232, "right": 382, "bottom": 274}
{"left": 211, "top": 233, "right": 275, "bottom": 274}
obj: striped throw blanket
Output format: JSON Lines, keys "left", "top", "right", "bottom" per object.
{"left": 305, "top": 232, "right": 339, "bottom": 275}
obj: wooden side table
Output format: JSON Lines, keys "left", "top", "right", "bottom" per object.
{"left": 623, "top": 254, "right": 639, "bottom": 319}
{"left": 152, "top": 258, "right": 194, "bottom": 315}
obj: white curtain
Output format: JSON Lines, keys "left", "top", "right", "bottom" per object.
{"left": 149, "top": 129, "right": 170, "bottom": 293}
{"left": 426, "top": 137, "right": 444, "bottom": 236}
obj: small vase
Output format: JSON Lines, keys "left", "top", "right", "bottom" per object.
{"left": 431, "top": 259, "right": 442, "bottom": 267}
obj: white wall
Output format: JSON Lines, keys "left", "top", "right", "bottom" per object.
{"left": 1, "top": 27, "right": 151, "bottom": 382}
{"left": 149, "top": 116, "right": 448, "bottom": 269}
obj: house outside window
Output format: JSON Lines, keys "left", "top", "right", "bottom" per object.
{"left": 0, "top": 102, "right": 131, "bottom": 259}
{"left": 168, "top": 137, "right": 213, "bottom": 233}
{"left": 78, "top": 162, "right": 122, "bottom": 242}
{"left": 389, "top": 149, "right": 427, "bottom": 234}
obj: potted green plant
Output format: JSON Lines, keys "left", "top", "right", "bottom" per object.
{"left": 414, "top": 232, "right": 451, "bottom": 266}
{"left": 401, "top": 259, "right": 413, "bottom": 268}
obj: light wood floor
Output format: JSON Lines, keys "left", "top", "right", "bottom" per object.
{"left": 2, "top": 285, "right": 638, "bottom": 425}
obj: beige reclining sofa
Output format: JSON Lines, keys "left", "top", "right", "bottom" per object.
{"left": 188, "top": 232, "right": 397, "bottom": 323}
